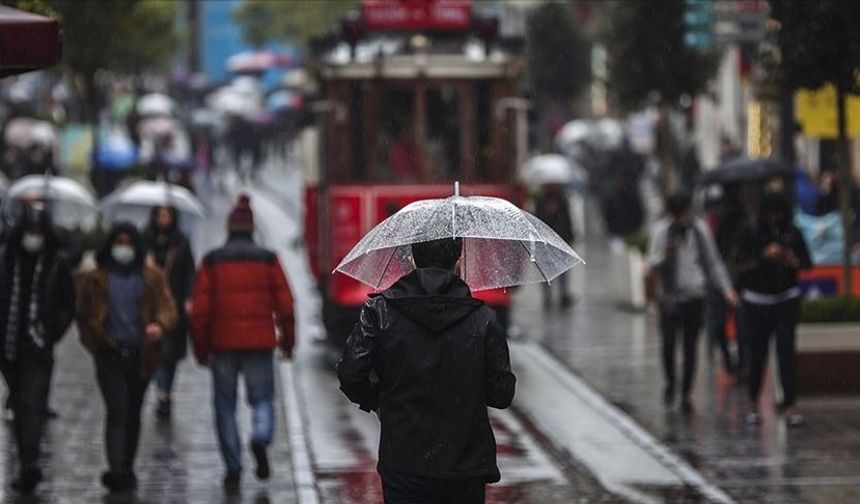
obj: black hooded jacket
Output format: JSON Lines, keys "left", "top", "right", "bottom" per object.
{"left": 336, "top": 268, "right": 516, "bottom": 482}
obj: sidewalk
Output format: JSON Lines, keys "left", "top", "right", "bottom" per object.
{"left": 512, "top": 235, "right": 860, "bottom": 503}
{"left": 0, "top": 334, "right": 296, "bottom": 503}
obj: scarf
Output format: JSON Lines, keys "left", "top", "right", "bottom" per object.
{"left": 4, "top": 254, "right": 46, "bottom": 361}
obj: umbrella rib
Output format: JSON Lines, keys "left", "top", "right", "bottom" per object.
{"left": 376, "top": 246, "right": 399, "bottom": 290}
{"left": 518, "top": 240, "right": 551, "bottom": 285}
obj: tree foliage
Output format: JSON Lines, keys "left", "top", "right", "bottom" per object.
{"left": 605, "top": 0, "right": 718, "bottom": 111}
{"left": 770, "top": 1, "right": 860, "bottom": 93}
{"left": 50, "top": 0, "right": 180, "bottom": 79}
{"left": 770, "top": 1, "right": 860, "bottom": 297}
{"left": 525, "top": 1, "right": 590, "bottom": 100}
{"left": 233, "top": 0, "right": 359, "bottom": 46}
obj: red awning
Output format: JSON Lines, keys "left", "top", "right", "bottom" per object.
{"left": 0, "top": 5, "right": 61, "bottom": 77}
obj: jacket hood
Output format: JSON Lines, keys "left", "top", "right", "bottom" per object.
{"left": 96, "top": 221, "right": 146, "bottom": 272}
{"left": 380, "top": 268, "right": 483, "bottom": 332}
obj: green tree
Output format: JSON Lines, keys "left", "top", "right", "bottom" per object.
{"left": 771, "top": 1, "right": 860, "bottom": 296}
{"left": 234, "top": 0, "right": 359, "bottom": 46}
{"left": 526, "top": 1, "right": 590, "bottom": 100}
{"left": 49, "top": 0, "right": 180, "bottom": 123}
{"left": 605, "top": 0, "right": 718, "bottom": 195}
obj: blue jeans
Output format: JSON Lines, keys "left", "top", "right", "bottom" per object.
{"left": 211, "top": 351, "right": 275, "bottom": 473}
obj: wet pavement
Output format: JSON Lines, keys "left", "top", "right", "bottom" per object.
{"left": 0, "top": 336, "right": 296, "bottom": 503}
{"left": 200, "top": 154, "right": 621, "bottom": 503}
{"left": 5, "top": 149, "right": 860, "bottom": 503}
{"left": 513, "top": 232, "right": 860, "bottom": 503}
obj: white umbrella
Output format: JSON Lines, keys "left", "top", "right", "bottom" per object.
{"left": 523, "top": 154, "right": 588, "bottom": 186}
{"left": 335, "top": 185, "right": 584, "bottom": 292}
{"left": 2, "top": 175, "right": 97, "bottom": 229}
{"left": 555, "top": 120, "right": 592, "bottom": 153}
{"left": 100, "top": 180, "right": 206, "bottom": 219}
{"left": 136, "top": 93, "right": 175, "bottom": 117}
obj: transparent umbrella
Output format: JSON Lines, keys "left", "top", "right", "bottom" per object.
{"left": 2, "top": 175, "right": 97, "bottom": 230}
{"left": 100, "top": 180, "right": 205, "bottom": 218}
{"left": 335, "top": 185, "right": 584, "bottom": 291}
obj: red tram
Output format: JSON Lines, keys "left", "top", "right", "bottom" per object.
{"left": 303, "top": 0, "right": 528, "bottom": 344}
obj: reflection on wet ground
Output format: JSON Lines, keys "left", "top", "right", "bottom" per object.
{"left": 0, "top": 337, "right": 296, "bottom": 504}
{"left": 514, "top": 237, "right": 860, "bottom": 503}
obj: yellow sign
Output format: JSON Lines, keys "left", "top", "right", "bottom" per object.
{"left": 795, "top": 84, "right": 860, "bottom": 138}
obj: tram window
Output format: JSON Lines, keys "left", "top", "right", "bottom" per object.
{"left": 379, "top": 88, "right": 418, "bottom": 181}
{"left": 350, "top": 82, "right": 366, "bottom": 181}
{"left": 426, "top": 86, "right": 460, "bottom": 180}
{"left": 476, "top": 82, "right": 491, "bottom": 180}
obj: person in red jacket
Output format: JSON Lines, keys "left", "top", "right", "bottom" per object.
{"left": 190, "top": 194, "right": 295, "bottom": 494}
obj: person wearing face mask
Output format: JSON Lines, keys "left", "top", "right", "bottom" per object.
{"left": 0, "top": 206, "right": 75, "bottom": 494}
{"left": 734, "top": 191, "right": 812, "bottom": 428}
{"left": 647, "top": 193, "right": 739, "bottom": 414}
{"left": 143, "top": 206, "right": 195, "bottom": 421}
{"left": 75, "top": 222, "right": 177, "bottom": 493}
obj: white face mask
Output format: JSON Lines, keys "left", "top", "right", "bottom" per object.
{"left": 21, "top": 233, "right": 45, "bottom": 253}
{"left": 111, "top": 245, "right": 136, "bottom": 265}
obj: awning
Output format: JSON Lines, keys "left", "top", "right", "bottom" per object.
{"left": 0, "top": 5, "right": 61, "bottom": 77}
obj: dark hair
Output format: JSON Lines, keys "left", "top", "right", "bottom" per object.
{"left": 666, "top": 192, "right": 692, "bottom": 219}
{"left": 6, "top": 204, "right": 60, "bottom": 256}
{"left": 760, "top": 191, "right": 791, "bottom": 220}
{"left": 411, "top": 238, "right": 463, "bottom": 270}
{"left": 96, "top": 221, "right": 146, "bottom": 271}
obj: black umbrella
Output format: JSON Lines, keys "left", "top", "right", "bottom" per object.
{"left": 699, "top": 157, "right": 793, "bottom": 186}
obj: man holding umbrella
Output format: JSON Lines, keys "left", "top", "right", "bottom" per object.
{"left": 0, "top": 205, "right": 75, "bottom": 494}
{"left": 337, "top": 237, "right": 517, "bottom": 502}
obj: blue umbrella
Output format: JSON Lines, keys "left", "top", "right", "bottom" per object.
{"left": 96, "top": 135, "right": 137, "bottom": 170}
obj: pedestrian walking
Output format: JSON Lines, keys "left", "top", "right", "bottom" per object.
{"left": 0, "top": 205, "right": 75, "bottom": 493}
{"left": 189, "top": 194, "right": 295, "bottom": 494}
{"left": 143, "top": 206, "right": 195, "bottom": 420}
{"left": 75, "top": 222, "right": 177, "bottom": 493}
{"left": 337, "top": 237, "right": 517, "bottom": 503}
{"left": 705, "top": 187, "right": 746, "bottom": 378}
{"left": 534, "top": 184, "right": 575, "bottom": 308}
{"left": 734, "top": 192, "right": 811, "bottom": 427}
{"left": 647, "top": 193, "right": 739, "bottom": 413}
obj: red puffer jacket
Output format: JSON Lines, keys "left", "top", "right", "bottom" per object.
{"left": 190, "top": 236, "right": 295, "bottom": 364}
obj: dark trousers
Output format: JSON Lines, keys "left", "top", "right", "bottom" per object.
{"left": 659, "top": 299, "right": 705, "bottom": 397}
{"left": 95, "top": 348, "right": 151, "bottom": 476}
{"left": 154, "top": 360, "right": 178, "bottom": 397}
{"left": 745, "top": 299, "right": 800, "bottom": 408}
{"left": 705, "top": 292, "right": 736, "bottom": 373}
{"left": 380, "top": 469, "right": 486, "bottom": 504}
{"left": 1, "top": 352, "right": 53, "bottom": 470}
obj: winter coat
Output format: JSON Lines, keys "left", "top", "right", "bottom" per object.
{"left": 535, "top": 190, "right": 574, "bottom": 244}
{"left": 0, "top": 240, "right": 75, "bottom": 358}
{"left": 733, "top": 218, "right": 812, "bottom": 296}
{"left": 144, "top": 225, "right": 195, "bottom": 364}
{"left": 75, "top": 264, "right": 178, "bottom": 377}
{"left": 75, "top": 222, "right": 178, "bottom": 377}
{"left": 189, "top": 235, "right": 295, "bottom": 364}
{"left": 336, "top": 268, "right": 516, "bottom": 483}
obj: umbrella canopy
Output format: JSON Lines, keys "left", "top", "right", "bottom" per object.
{"left": 335, "top": 191, "right": 584, "bottom": 292}
{"left": 2, "top": 175, "right": 97, "bottom": 229}
{"left": 136, "top": 93, "right": 176, "bottom": 117}
{"left": 0, "top": 5, "right": 61, "bottom": 77}
{"left": 555, "top": 120, "right": 592, "bottom": 153}
{"left": 699, "top": 157, "right": 793, "bottom": 186}
{"left": 227, "top": 50, "right": 297, "bottom": 73}
{"left": 523, "top": 154, "right": 588, "bottom": 186}
{"left": 3, "top": 117, "right": 56, "bottom": 148}
{"left": 100, "top": 180, "right": 205, "bottom": 218}
{"left": 96, "top": 134, "right": 137, "bottom": 170}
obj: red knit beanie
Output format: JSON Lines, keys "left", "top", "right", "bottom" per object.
{"left": 227, "top": 194, "right": 254, "bottom": 233}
